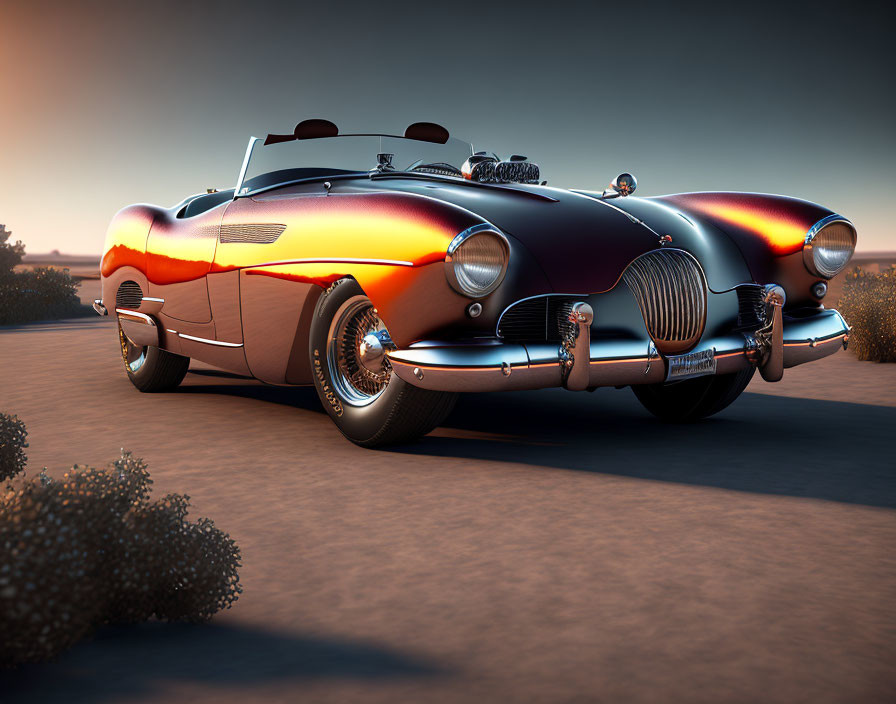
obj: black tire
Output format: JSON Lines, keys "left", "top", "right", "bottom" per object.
{"left": 309, "top": 279, "right": 457, "bottom": 447}
{"left": 631, "top": 365, "right": 755, "bottom": 422}
{"left": 118, "top": 323, "right": 190, "bottom": 392}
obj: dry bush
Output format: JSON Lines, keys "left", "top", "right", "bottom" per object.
{"left": 838, "top": 266, "right": 896, "bottom": 363}
{"left": 0, "top": 225, "right": 84, "bottom": 325}
{"left": 0, "top": 413, "right": 28, "bottom": 482}
{"left": 0, "top": 421, "right": 242, "bottom": 667}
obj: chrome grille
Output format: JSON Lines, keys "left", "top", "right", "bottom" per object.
{"left": 622, "top": 249, "right": 706, "bottom": 354}
{"left": 115, "top": 281, "right": 143, "bottom": 309}
{"left": 497, "top": 295, "right": 580, "bottom": 342}
{"left": 735, "top": 284, "right": 766, "bottom": 330}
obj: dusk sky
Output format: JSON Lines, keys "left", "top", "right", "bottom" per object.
{"left": 1, "top": 0, "right": 893, "bottom": 254}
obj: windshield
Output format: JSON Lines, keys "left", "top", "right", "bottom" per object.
{"left": 238, "top": 135, "right": 474, "bottom": 195}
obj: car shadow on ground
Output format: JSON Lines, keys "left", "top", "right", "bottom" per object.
{"left": 177, "top": 370, "right": 896, "bottom": 509}
{"left": 0, "top": 622, "right": 444, "bottom": 703}
{"left": 180, "top": 368, "right": 327, "bottom": 413}
{"left": 400, "top": 388, "right": 896, "bottom": 509}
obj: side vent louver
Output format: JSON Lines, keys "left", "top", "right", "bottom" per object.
{"left": 219, "top": 224, "right": 286, "bottom": 244}
{"left": 115, "top": 281, "right": 143, "bottom": 309}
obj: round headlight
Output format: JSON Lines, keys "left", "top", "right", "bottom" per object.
{"left": 803, "top": 217, "right": 856, "bottom": 279}
{"left": 446, "top": 226, "right": 509, "bottom": 298}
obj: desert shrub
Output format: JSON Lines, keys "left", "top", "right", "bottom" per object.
{"left": 0, "top": 441, "right": 241, "bottom": 667}
{"left": 0, "top": 413, "right": 28, "bottom": 482}
{"left": 0, "top": 267, "right": 84, "bottom": 325}
{"left": 838, "top": 266, "right": 896, "bottom": 363}
{"left": 0, "top": 224, "right": 25, "bottom": 274}
{"left": 0, "top": 225, "right": 83, "bottom": 325}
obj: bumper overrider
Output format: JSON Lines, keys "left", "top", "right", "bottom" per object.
{"left": 387, "top": 304, "right": 850, "bottom": 393}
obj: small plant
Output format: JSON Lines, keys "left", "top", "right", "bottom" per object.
{"left": 0, "top": 413, "right": 28, "bottom": 482}
{"left": 0, "top": 224, "right": 83, "bottom": 325}
{"left": 0, "top": 415, "right": 242, "bottom": 667}
{"left": 838, "top": 266, "right": 896, "bottom": 363}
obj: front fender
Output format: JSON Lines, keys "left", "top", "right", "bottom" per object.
{"left": 650, "top": 192, "right": 845, "bottom": 307}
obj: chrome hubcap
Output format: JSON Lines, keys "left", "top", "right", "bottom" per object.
{"left": 327, "top": 296, "right": 394, "bottom": 406}
{"left": 358, "top": 332, "right": 387, "bottom": 372}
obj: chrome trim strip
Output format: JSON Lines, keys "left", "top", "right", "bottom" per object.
{"left": 177, "top": 333, "right": 243, "bottom": 348}
{"left": 804, "top": 213, "right": 854, "bottom": 245}
{"left": 247, "top": 257, "right": 414, "bottom": 268}
{"left": 235, "top": 136, "right": 260, "bottom": 196}
{"left": 115, "top": 308, "right": 156, "bottom": 326}
{"left": 446, "top": 223, "right": 508, "bottom": 255}
{"left": 142, "top": 296, "right": 164, "bottom": 303}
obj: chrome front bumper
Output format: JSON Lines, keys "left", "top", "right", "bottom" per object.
{"left": 387, "top": 308, "right": 850, "bottom": 393}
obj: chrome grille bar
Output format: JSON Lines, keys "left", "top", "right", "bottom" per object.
{"left": 622, "top": 249, "right": 707, "bottom": 355}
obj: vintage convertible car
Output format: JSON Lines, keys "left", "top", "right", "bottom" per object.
{"left": 97, "top": 119, "right": 857, "bottom": 446}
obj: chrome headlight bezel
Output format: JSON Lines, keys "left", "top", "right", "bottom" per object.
{"left": 803, "top": 215, "right": 857, "bottom": 279}
{"left": 445, "top": 224, "right": 510, "bottom": 298}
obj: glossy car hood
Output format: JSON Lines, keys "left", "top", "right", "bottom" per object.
{"left": 349, "top": 179, "right": 754, "bottom": 293}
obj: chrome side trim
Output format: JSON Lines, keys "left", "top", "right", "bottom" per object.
{"left": 247, "top": 257, "right": 414, "bottom": 268}
{"left": 142, "top": 296, "right": 165, "bottom": 303}
{"left": 177, "top": 333, "right": 243, "bottom": 348}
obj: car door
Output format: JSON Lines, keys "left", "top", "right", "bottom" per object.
{"left": 212, "top": 183, "right": 325, "bottom": 383}
{"left": 145, "top": 198, "right": 224, "bottom": 324}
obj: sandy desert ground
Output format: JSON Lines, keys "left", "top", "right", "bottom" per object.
{"left": 1, "top": 293, "right": 895, "bottom": 703}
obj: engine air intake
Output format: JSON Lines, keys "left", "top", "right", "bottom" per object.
{"left": 622, "top": 249, "right": 706, "bottom": 355}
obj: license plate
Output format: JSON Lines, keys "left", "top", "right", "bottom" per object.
{"left": 666, "top": 347, "right": 717, "bottom": 381}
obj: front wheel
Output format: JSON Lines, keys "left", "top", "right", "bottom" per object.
{"left": 309, "top": 280, "right": 457, "bottom": 447}
{"left": 631, "top": 366, "right": 755, "bottom": 422}
{"left": 118, "top": 323, "right": 190, "bottom": 392}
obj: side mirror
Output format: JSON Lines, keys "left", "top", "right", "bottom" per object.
{"left": 610, "top": 172, "right": 637, "bottom": 197}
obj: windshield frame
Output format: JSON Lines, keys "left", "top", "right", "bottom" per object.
{"left": 233, "top": 133, "right": 474, "bottom": 198}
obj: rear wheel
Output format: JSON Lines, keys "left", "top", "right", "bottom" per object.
{"left": 118, "top": 323, "right": 190, "bottom": 392}
{"left": 631, "top": 366, "right": 755, "bottom": 422}
{"left": 309, "top": 279, "right": 457, "bottom": 447}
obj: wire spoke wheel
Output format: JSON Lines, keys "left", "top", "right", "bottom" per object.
{"left": 326, "top": 295, "right": 393, "bottom": 407}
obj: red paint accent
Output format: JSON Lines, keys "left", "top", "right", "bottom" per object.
{"left": 411, "top": 251, "right": 449, "bottom": 267}
{"left": 101, "top": 244, "right": 145, "bottom": 277}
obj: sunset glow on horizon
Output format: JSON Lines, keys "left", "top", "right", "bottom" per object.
{"left": 1, "top": 1, "right": 892, "bottom": 255}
